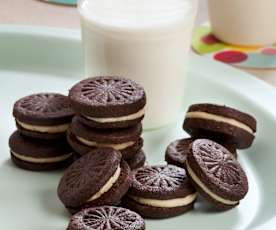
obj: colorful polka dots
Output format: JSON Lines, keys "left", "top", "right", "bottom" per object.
{"left": 193, "top": 25, "right": 276, "bottom": 69}
{"left": 214, "top": 51, "right": 248, "bottom": 64}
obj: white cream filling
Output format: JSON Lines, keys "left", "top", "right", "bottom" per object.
{"left": 85, "top": 107, "right": 145, "bottom": 123}
{"left": 186, "top": 161, "right": 239, "bottom": 205}
{"left": 185, "top": 111, "right": 254, "bottom": 135}
{"left": 76, "top": 136, "right": 135, "bottom": 150}
{"left": 17, "top": 120, "right": 69, "bottom": 133}
{"left": 129, "top": 193, "right": 197, "bottom": 208}
{"left": 11, "top": 151, "right": 73, "bottom": 163}
{"left": 87, "top": 166, "right": 121, "bottom": 202}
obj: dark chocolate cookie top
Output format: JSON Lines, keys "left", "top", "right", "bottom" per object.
{"left": 68, "top": 206, "right": 145, "bottom": 230}
{"left": 58, "top": 148, "right": 121, "bottom": 207}
{"left": 188, "top": 139, "right": 248, "bottom": 200}
{"left": 69, "top": 76, "right": 146, "bottom": 117}
{"left": 13, "top": 93, "right": 74, "bottom": 125}
{"left": 129, "top": 165, "right": 195, "bottom": 200}
{"left": 165, "top": 138, "right": 193, "bottom": 167}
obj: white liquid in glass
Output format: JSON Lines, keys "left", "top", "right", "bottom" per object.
{"left": 79, "top": 0, "right": 198, "bottom": 129}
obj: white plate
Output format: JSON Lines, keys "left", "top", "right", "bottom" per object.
{"left": 0, "top": 26, "right": 276, "bottom": 230}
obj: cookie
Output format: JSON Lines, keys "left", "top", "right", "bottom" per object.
{"left": 165, "top": 138, "right": 193, "bottom": 169}
{"left": 165, "top": 138, "right": 237, "bottom": 168}
{"left": 126, "top": 150, "right": 146, "bottom": 170}
{"left": 69, "top": 76, "right": 146, "bottom": 129}
{"left": 183, "top": 103, "right": 257, "bottom": 149}
{"left": 67, "top": 128, "right": 143, "bottom": 159}
{"left": 58, "top": 148, "right": 131, "bottom": 213}
{"left": 67, "top": 206, "right": 145, "bottom": 230}
{"left": 13, "top": 93, "right": 74, "bottom": 139}
{"left": 123, "top": 165, "right": 196, "bottom": 219}
{"left": 68, "top": 117, "right": 143, "bottom": 159}
{"left": 186, "top": 139, "right": 248, "bottom": 210}
{"left": 9, "top": 131, "right": 73, "bottom": 171}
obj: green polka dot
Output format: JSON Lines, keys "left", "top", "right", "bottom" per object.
{"left": 44, "top": 0, "right": 77, "bottom": 5}
{"left": 192, "top": 26, "right": 225, "bottom": 54}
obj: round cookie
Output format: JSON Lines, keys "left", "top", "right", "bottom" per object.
{"left": 68, "top": 206, "right": 145, "bottom": 230}
{"left": 67, "top": 128, "right": 143, "bottom": 159}
{"left": 183, "top": 103, "right": 257, "bottom": 149}
{"left": 186, "top": 139, "right": 248, "bottom": 210}
{"left": 165, "top": 138, "right": 193, "bottom": 169}
{"left": 66, "top": 160, "right": 130, "bottom": 215}
{"left": 9, "top": 131, "right": 73, "bottom": 171}
{"left": 126, "top": 150, "right": 146, "bottom": 170}
{"left": 58, "top": 148, "right": 131, "bottom": 213}
{"left": 165, "top": 138, "right": 237, "bottom": 168}
{"left": 123, "top": 165, "right": 196, "bottom": 219}
{"left": 13, "top": 93, "right": 74, "bottom": 139}
{"left": 68, "top": 116, "right": 142, "bottom": 159}
{"left": 69, "top": 76, "right": 146, "bottom": 129}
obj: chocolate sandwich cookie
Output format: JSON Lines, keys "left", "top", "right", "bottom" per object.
{"left": 68, "top": 117, "right": 143, "bottom": 159}
{"left": 183, "top": 103, "right": 257, "bottom": 149}
{"left": 165, "top": 138, "right": 193, "bottom": 169}
{"left": 67, "top": 128, "right": 143, "bottom": 158}
{"left": 68, "top": 206, "right": 145, "bottom": 230}
{"left": 9, "top": 131, "right": 73, "bottom": 171}
{"left": 58, "top": 148, "right": 131, "bottom": 214}
{"left": 123, "top": 165, "right": 196, "bottom": 219}
{"left": 165, "top": 138, "right": 237, "bottom": 168}
{"left": 69, "top": 76, "right": 146, "bottom": 129}
{"left": 13, "top": 93, "right": 74, "bottom": 139}
{"left": 126, "top": 150, "right": 146, "bottom": 170}
{"left": 186, "top": 139, "right": 248, "bottom": 210}
{"left": 67, "top": 128, "right": 144, "bottom": 159}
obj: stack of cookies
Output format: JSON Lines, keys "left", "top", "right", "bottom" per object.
{"left": 9, "top": 93, "right": 74, "bottom": 171}
{"left": 67, "top": 76, "right": 147, "bottom": 170}
{"left": 6, "top": 77, "right": 260, "bottom": 228}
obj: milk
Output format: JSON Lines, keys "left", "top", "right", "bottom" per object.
{"left": 208, "top": 0, "right": 276, "bottom": 46}
{"left": 78, "top": 0, "right": 198, "bottom": 129}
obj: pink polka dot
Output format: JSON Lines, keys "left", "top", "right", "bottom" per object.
{"left": 262, "top": 48, "right": 276, "bottom": 55}
{"left": 202, "top": 34, "right": 220, "bottom": 45}
{"left": 214, "top": 51, "right": 248, "bottom": 64}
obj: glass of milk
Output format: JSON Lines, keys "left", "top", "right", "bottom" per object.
{"left": 78, "top": 0, "right": 198, "bottom": 129}
{"left": 208, "top": 0, "right": 276, "bottom": 46}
